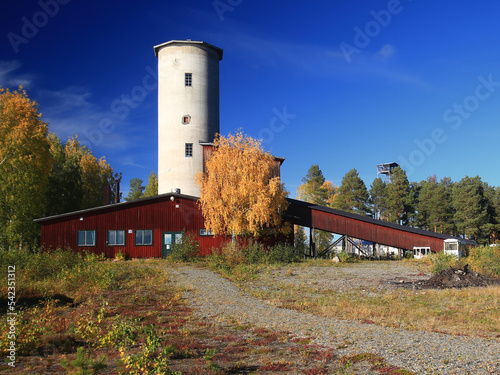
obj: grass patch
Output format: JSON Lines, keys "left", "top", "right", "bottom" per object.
{"left": 219, "top": 259, "right": 500, "bottom": 339}
{"left": 0, "top": 248, "right": 413, "bottom": 374}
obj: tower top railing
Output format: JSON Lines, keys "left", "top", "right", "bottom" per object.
{"left": 153, "top": 40, "right": 223, "bottom": 60}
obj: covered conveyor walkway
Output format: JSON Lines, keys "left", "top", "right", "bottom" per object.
{"left": 285, "top": 198, "right": 476, "bottom": 257}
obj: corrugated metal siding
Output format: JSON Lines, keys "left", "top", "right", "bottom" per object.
{"left": 39, "top": 195, "right": 224, "bottom": 257}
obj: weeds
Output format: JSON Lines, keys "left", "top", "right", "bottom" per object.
{"left": 167, "top": 231, "right": 200, "bottom": 262}
{"left": 60, "top": 347, "right": 107, "bottom": 375}
{"left": 467, "top": 245, "right": 500, "bottom": 276}
{"left": 336, "top": 250, "right": 351, "bottom": 263}
{"left": 207, "top": 241, "right": 301, "bottom": 276}
{"left": 119, "top": 325, "right": 179, "bottom": 375}
{"left": 427, "top": 252, "right": 459, "bottom": 274}
{"left": 114, "top": 249, "right": 127, "bottom": 261}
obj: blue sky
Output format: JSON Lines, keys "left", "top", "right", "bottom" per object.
{"left": 2, "top": 0, "right": 500, "bottom": 197}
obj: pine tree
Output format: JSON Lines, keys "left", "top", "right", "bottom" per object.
{"left": 126, "top": 178, "right": 145, "bottom": 201}
{"left": 369, "top": 177, "right": 386, "bottom": 219}
{"left": 491, "top": 187, "right": 500, "bottom": 243}
{"left": 297, "top": 164, "right": 329, "bottom": 205}
{"left": 452, "top": 176, "right": 489, "bottom": 242}
{"left": 430, "top": 178, "right": 454, "bottom": 233}
{"left": 415, "top": 177, "right": 436, "bottom": 230}
{"left": 144, "top": 171, "right": 158, "bottom": 197}
{"left": 385, "top": 167, "right": 413, "bottom": 225}
{"left": 296, "top": 164, "right": 336, "bottom": 251}
{"left": 294, "top": 225, "right": 308, "bottom": 257}
{"left": 333, "top": 168, "right": 369, "bottom": 214}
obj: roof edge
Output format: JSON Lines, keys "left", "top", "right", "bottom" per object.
{"left": 153, "top": 39, "right": 223, "bottom": 60}
{"left": 34, "top": 193, "right": 200, "bottom": 223}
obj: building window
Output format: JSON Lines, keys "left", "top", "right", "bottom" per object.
{"left": 182, "top": 115, "right": 191, "bottom": 124}
{"left": 185, "top": 143, "right": 193, "bottom": 157}
{"left": 199, "top": 229, "right": 214, "bottom": 236}
{"left": 107, "top": 230, "right": 125, "bottom": 246}
{"left": 77, "top": 230, "right": 96, "bottom": 246}
{"left": 185, "top": 73, "right": 192, "bottom": 87}
{"left": 135, "top": 230, "right": 153, "bottom": 246}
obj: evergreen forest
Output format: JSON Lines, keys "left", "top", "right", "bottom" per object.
{"left": 298, "top": 164, "right": 500, "bottom": 246}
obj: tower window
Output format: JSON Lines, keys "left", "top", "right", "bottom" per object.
{"left": 182, "top": 115, "right": 191, "bottom": 124}
{"left": 185, "top": 143, "right": 193, "bottom": 157}
{"left": 185, "top": 73, "right": 192, "bottom": 87}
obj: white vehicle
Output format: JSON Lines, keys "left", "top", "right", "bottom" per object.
{"left": 412, "top": 246, "right": 431, "bottom": 259}
{"left": 444, "top": 238, "right": 467, "bottom": 258}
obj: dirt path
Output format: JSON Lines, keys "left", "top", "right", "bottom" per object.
{"left": 167, "top": 265, "right": 500, "bottom": 375}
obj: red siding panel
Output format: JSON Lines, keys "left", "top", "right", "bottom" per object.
{"left": 310, "top": 209, "right": 446, "bottom": 251}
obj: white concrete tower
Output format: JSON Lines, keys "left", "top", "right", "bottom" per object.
{"left": 154, "top": 40, "right": 223, "bottom": 196}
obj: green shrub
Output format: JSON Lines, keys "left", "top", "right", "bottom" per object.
{"left": 267, "top": 243, "right": 301, "bottom": 264}
{"left": 167, "top": 232, "right": 200, "bottom": 262}
{"left": 0, "top": 247, "right": 82, "bottom": 282}
{"left": 467, "top": 245, "right": 500, "bottom": 277}
{"left": 243, "top": 241, "right": 268, "bottom": 264}
{"left": 404, "top": 251, "right": 414, "bottom": 259}
{"left": 428, "top": 251, "right": 458, "bottom": 274}
{"left": 61, "top": 347, "right": 107, "bottom": 375}
{"left": 114, "top": 249, "right": 127, "bottom": 261}
{"left": 336, "top": 250, "right": 351, "bottom": 263}
{"left": 207, "top": 240, "right": 300, "bottom": 271}
{"left": 0, "top": 247, "right": 132, "bottom": 298}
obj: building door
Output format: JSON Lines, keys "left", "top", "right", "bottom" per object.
{"left": 162, "top": 232, "right": 182, "bottom": 258}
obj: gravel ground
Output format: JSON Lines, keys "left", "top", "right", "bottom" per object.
{"left": 167, "top": 265, "right": 500, "bottom": 375}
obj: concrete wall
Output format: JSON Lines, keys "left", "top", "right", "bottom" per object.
{"left": 155, "top": 40, "right": 222, "bottom": 196}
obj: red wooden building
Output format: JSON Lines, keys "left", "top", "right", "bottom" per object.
{"left": 35, "top": 193, "right": 224, "bottom": 258}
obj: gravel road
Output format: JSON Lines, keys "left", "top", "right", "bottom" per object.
{"left": 166, "top": 265, "right": 500, "bottom": 375}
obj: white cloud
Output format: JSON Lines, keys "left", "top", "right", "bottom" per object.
{"left": 37, "top": 86, "right": 131, "bottom": 151}
{"left": 122, "top": 159, "right": 148, "bottom": 169}
{"left": 376, "top": 44, "right": 397, "bottom": 60}
{"left": 199, "top": 21, "right": 429, "bottom": 89}
{"left": 0, "top": 60, "right": 33, "bottom": 88}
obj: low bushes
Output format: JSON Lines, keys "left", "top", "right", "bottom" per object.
{"left": 467, "top": 245, "right": 500, "bottom": 277}
{"left": 0, "top": 247, "right": 133, "bottom": 301}
{"left": 424, "top": 245, "right": 500, "bottom": 277}
{"left": 427, "top": 251, "right": 459, "bottom": 274}
{"left": 207, "top": 241, "right": 301, "bottom": 272}
{"left": 166, "top": 232, "right": 200, "bottom": 262}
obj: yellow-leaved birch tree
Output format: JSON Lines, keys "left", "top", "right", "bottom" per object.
{"left": 196, "top": 131, "right": 289, "bottom": 238}
{"left": 0, "top": 87, "right": 52, "bottom": 249}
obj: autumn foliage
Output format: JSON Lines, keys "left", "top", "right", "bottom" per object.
{"left": 1, "top": 87, "right": 117, "bottom": 249}
{"left": 196, "top": 132, "right": 289, "bottom": 237}
{"left": 0, "top": 87, "right": 51, "bottom": 248}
